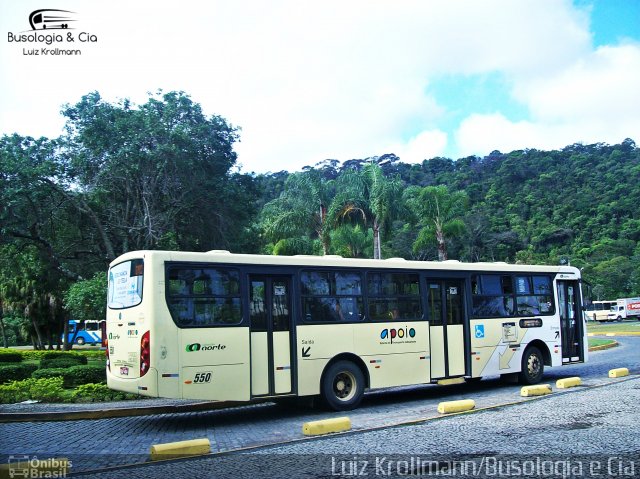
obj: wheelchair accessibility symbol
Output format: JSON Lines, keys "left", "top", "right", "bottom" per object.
{"left": 475, "top": 324, "right": 485, "bottom": 339}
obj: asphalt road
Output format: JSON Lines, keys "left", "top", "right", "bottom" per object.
{"left": 1, "top": 335, "right": 638, "bottom": 478}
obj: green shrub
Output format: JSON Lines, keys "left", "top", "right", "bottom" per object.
{"left": 72, "top": 383, "right": 138, "bottom": 402}
{"left": 81, "top": 350, "right": 106, "bottom": 360}
{"left": 0, "top": 380, "right": 30, "bottom": 403}
{"left": 66, "top": 365, "right": 106, "bottom": 386}
{"left": 29, "top": 376, "right": 65, "bottom": 402}
{"left": 32, "top": 368, "right": 68, "bottom": 381}
{"left": 41, "top": 351, "right": 86, "bottom": 361}
{"left": 0, "top": 363, "right": 38, "bottom": 383}
{"left": 40, "top": 356, "right": 87, "bottom": 369}
{"left": 0, "top": 377, "right": 65, "bottom": 403}
{"left": 0, "top": 352, "right": 23, "bottom": 363}
{"left": 0, "top": 349, "right": 105, "bottom": 362}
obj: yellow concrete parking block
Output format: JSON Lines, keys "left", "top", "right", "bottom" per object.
{"left": 556, "top": 377, "right": 582, "bottom": 389}
{"left": 608, "top": 368, "right": 629, "bottom": 378}
{"left": 303, "top": 417, "right": 351, "bottom": 436}
{"left": 437, "top": 377, "right": 465, "bottom": 386}
{"left": 520, "top": 384, "right": 552, "bottom": 397}
{"left": 150, "top": 438, "right": 211, "bottom": 461}
{"left": 437, "top": 399, "right": 476, "bottom": 414}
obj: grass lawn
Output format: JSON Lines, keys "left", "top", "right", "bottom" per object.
{"left": 588, "top": 338, "right": 616, "bottom": 348}
{"left": 586, "top": 320, "right": 640, "bottom": 335}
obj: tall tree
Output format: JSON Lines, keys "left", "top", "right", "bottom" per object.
{"left": 62, "top": 90, "right": 247, "bottom": 255}
{"left": 261, "top": 169, "right": 334, "bottom": 254}
{"left": 330, "top": 163, "right": 406, "bottom": 259}
{"left": 406, "top": 185, "right": 468, "bottom": 261}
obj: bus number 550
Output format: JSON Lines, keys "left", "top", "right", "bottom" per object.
{"left": 193, "top": 372, "right": 212, "bottom": 383}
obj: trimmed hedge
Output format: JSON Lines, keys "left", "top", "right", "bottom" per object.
{"left": 0, "top": 352, "right": 23, "bottom": 363}
{"left": 66, "top": 365, "right": 106, "bottom": 386}
{"left": 1, "top": 349, "right": 105, "bottom": 361}
{"left": 0, "top": 363, "right": 39, "bottom": 383}
{"left": 32, "top": 365, "right": 106, "bottom": 387}
{"left": 41, "top": 351, "right": 84, "bottom": 360}
{"left": 31, "top": 367, "right": 68, "bottom": 381}
{"left": 40, "top": 356, "right": 88, "bottom": 369}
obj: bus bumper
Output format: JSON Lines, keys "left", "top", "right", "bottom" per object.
{"left": 107, "top": 368, "right": 158, "bottom": 397}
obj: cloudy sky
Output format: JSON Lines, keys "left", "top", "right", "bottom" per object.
{"left": 1, "top": 0, "right": 639, "bottom": 173}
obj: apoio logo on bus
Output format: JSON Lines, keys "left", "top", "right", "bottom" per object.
{"left": 380, "top": 326, "right": 416, "bottom": 344}
{"left": 185, "top": 343, "right": 226, "bottom": 352}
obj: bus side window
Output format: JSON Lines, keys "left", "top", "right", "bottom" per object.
{"left": 301, "top": 270, "right": 364, "bottom": 322}
{"left": 166, "top": 266, "right": 242, "bottom": 327}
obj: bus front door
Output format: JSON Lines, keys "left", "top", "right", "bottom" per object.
{"left": 249, "top": 276, "right": 293, "bottom": 396}
{"left": 426, "top": 279, "right": 466, "bottom": 379}
{"left": 557, "top": 280, "right": 583, "bottom": 363}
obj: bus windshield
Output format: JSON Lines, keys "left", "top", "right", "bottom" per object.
{"left": 108, "top": 259, "right": 144, "bottom": 309}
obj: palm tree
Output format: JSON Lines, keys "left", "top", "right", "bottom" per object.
{"left": 329, "top": 163, "right": 407, "bottom": 259}
{"left": 261, "top": 170, "right": 334, "bottom": 255}
{"left": 406, "top": 185, "right": 468, "bottom": 261}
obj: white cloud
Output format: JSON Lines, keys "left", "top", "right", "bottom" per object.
{"left": 1, "top": 0, "right": 634, "bottom": 172}
{"left": 391, "top": 130, "right": 449, "bottom": 164}
{"left": 456, "top": 42, "right": 640, "bottom": 156}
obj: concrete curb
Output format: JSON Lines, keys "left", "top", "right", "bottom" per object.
{"left": 0, "top": 400, "right": 248, "bottom": 423}
{"left": 588, "top": 340, "right": 619, "bottom": 352}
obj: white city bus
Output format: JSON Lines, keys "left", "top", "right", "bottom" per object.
{"left": 106, "top": 250, "right": 587, "bottom": 410}
{"left": 585, "top": 300, "right": 617, "bottom": 322}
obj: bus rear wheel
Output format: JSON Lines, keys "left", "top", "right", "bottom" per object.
{"left": 518, "top": 346, "right": 544, "bottom": 385}
{"left": 321, "top": 360, "right": 364, "bottom": 411}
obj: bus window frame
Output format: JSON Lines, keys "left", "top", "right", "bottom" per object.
{"left": 470, "top": 272, "right": 556, "bottom": 319}
{"left": 107, "top": 259, "right": 144, "bottom": 310}
{"left": 165, "top": 262, "right": 244, "bottom": 329}
{"left": 299, "top": 268, "right": 365, "bottom": 324}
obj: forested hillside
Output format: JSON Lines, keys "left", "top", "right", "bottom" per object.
{"left": 1, "top": 92, "right": 638, "bottom": 347}
{"left": 256, "top": 141, "right": 640, "bottom": 299}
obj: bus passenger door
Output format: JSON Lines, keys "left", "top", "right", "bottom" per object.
{"left": 426, "top": 279, "right": 466, "bottom": 379}
{"left": 249, "top": 276, "right": 293, "bottom": 396}
{"left": 557, "top": 280, "right": 583, "bottom": 363}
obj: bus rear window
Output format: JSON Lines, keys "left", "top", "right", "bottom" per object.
{"left": 108, "top": 259, "right": 144, "bottom": 309}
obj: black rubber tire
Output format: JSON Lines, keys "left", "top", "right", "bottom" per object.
{"left": 518, "top": 346, "right": 544, "bottom": 385}
{"left": 76, "top": 337, "right": 85, "bottom": 345}
{"left": 321, "top": 360, "right": 365, "bottom": 411}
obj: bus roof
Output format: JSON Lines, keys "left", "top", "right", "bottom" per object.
{"left": 110, "top": 250, "right": 580, "bottom": 276}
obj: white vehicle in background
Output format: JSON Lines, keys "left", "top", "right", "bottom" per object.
{"left": 607, "top": 298, "right": 640, "bottom": 321}
{"left": 586, "top": 300, "right": 616, "bottom": 322}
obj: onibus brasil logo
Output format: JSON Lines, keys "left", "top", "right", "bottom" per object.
{"left": 7, "top": 9, "right": 98, "bottom": 55}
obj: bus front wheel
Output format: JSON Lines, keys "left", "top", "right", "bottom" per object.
{"left": 518, "top": 346, "right": 544, "bottom": 385}
{"left": 76, "top": 337, "right": 85, "bottom": 346}
{"left": 321, "top": 360, "right": 364, "bottom": 411}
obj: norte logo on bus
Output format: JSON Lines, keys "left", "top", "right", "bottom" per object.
{"left": 185, "top": 343, "right": 226, "bottom": 352}
{"left": 380, "top": 326, "right": 416, "bottom": 344}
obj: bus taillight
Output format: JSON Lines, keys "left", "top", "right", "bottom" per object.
{"left": 105, "top": 339, "right": 110, "bottom": 371}
{"left": 140, "top": 331, "right": 150, "bottom": 377}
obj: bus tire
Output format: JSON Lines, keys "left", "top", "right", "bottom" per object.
{"left": 321, "top": 360, "right": 364, "bottom": 411}
{"left": 518, "top": 346, "right": 544, "bottom": 385}
{"left": 76, "top": 337, "right": 85, "bottom": 345}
